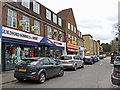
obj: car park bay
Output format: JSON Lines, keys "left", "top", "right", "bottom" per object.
{"left": 2, "top": 57, "right": 119, "bottom": 88}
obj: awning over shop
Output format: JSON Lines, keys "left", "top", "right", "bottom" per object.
{"left": 50, "top": 46, "right": 64, "bottom": 50}
{"left": 39, "top": 37, "right": 56, "bottom": 47}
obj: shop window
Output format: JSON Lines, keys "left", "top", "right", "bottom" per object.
{"left": 52, "top": 29, "right": 58, "bottom": 40}
{"left": 47, "top": 26, "right": 52, "bottom": 38}
{"left": 53, "top": 14, "right": 57, "bottom": 24}
{"left": 7, "top": 9, "right": 17, "bottom": 28}
{"left": 58, "top": 31, "right": 62, "bottom": 41}
{"left": 22, "top": 15, "right": 30, "bottom": 32}
{"left": 22, "top": 0, "right": 30, "bottom": 9}
{"left": 46, "top": 9, "right": 51, "bottom": 20}
{"left": 33, "top": 0, "right": 40, "bottom": 14}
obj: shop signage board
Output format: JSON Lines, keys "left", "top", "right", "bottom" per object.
{"left": 2, "top": 26, "right": 43, "bottom": 43}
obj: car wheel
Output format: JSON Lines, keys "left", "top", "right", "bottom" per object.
{"left": 73, "top": 65, "right": 77, "bottom": 71}
{"left": 37, "top": 72, "right": 46, "bottom": 84}
{"left": 58, "top": 69, "right": 64, "bottom": 77}
{"left": 17, "top": 78, "right": 24, "bottom": 82}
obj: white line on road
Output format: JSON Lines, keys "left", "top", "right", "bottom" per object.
{"left": 100, "top": 63, "right": 103, "bottom": 66}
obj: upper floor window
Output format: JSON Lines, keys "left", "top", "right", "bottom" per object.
{"left": 53, "top": 14, "right": 57, "bottom": 24}
{"left": 58, "top": 31, "right": 62, "bottom": 41}
{"left": 52, "top": 29, "right": 58, "bottom": 40}
{"left": 68, "top": 22, "right": 70, "bottom": 30}
{"left": 22, "top": 15, "right": 30, "bottom": 32}
{"left": 22, "top": 0, "right": 30, "bottom": 9}
{"left": 78, "top": 32, "right": 81, "bottom": 37}
{"left": 7, "top": 9, "right": 17, "bottom": 28}
{"left": 47, "top": 26, "right": 52, "bottom": 38}
{"left": 46, "top": 9, "right": 51, "bottom": 20}
{"left": 74, "top": 27, "right": 76, "bottom": 33}
{"left": 33, "top": 1, "right": 40, "bottom": 14}
{"left": 68, "top": 34, "right": 71, "bottom": 43}
{"left": 71, "top": 25, "right": 73, "bottom": 31}
{"left": 58, "top": 17, "right": 62, "bottom": 26}
{"left": 68, "top": 34, "right": 70, "bottom": 38}
{"left": 32, "top": 20, "right": 40, "bottom": 35}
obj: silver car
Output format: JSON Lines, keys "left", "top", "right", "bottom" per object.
{"left": 59, "top": 55, "right": 84, "bottom": 71}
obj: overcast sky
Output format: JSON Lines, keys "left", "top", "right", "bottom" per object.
{"left": 39, "top": 0, "right": 119, "bottom": 44}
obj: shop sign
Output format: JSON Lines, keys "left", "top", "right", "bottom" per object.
{"left": 0, "top": 26, "right": 2, "bottom": 38}
{"left": 67, "top": 48, "right": 79, "bottom": 52}
{"left": 72, "top": 40, "right": 77, "bottom": 45}
{"left": 49, "top": 39, "right": 65, "bottom": 47}
{"left": 2, "top": 26, "right": 42, "bottom": 43}
{"left": 67, "top": 43, "right": 79, "bottom": 49}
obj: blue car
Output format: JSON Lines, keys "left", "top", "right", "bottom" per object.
{"left": 83, "top": 56, "right": 94, "bottom": 64}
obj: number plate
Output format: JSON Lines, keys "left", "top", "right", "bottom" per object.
{"left": 18, "top": 69, "right": 27, "bottom": 72}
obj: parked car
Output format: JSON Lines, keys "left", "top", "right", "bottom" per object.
{"left": 91, "top": 55, "right": 99, "bottom": 63}
{"left": 59, "top": 55, "right": 84, "bottom": 71}
{"left": 14, "top": 57, "right": 64, "bottom": 84}
{"left": 111, "top": 51, "right": 120, "bottom": 64}
{"left": 83, "top": 56, "right": 94, "bottom": 64}
{"left": 111, "top": 56, "right": 120, "bottom": 86}
{"left": 99, "top": 55, "right": 104, "bottom": 59}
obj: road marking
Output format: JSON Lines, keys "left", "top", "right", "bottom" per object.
{"left": 100, "top": 63, "right": 103, "bottom": 66}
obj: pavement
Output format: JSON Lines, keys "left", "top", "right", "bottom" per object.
{"left": 0, "top": 70, "right": 16, "bottom": 85}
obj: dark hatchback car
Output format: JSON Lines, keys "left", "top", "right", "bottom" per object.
{"left": 111, "top": 56, "right": 120, "bottom": 86}
{"left": 14, "top": 57, "right": 64, "bottom": 84}
{"left": 110, "top": 52, "right": 118, "bottom": 64}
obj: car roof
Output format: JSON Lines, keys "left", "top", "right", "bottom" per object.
{"left": 85, "top": 56, "right": 91, "bottom": 58}
{"left": 62, "top": 55, "right": 78, "bottom": 57}
{"left": 22, "top": 57, "right": 46, "bottom": 60}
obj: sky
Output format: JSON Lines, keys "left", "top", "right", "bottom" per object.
{"left": 38, "top": 0, "right": 119, "bottom": 44}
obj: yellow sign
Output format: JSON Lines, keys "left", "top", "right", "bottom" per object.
{"left": 72, "top": 41, "right": 77, "bottom": 45}
{"left": 19, "top": 20, "right": 26, "bottom": 27}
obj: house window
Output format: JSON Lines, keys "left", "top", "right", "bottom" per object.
{"left": 58, "top": 31, "right": 62, "bottom": 41}
{"left": 52, "top": 29, "right": 58, "bottom": 40}
{"left": 33, "top": 1, "right": 40, "bottom": 14}
{"left": 79, "top": 32, "right": 81, "bottom": 37}
{"left": 33, "top": 20, "right": 40, "bottom": 35}
{"left": 7, "top": 9, "right": 17, "bottom": 28}
{"left": 68, "top": 22, "right": 70, "bottom": 30}
{"left": 58, "top": 18, "right": 62, "bottom": 26}
{"left": 22, "top": 0, "right": 30, "bottom": 9}
{"left": 47, "top": 26, "right": 52, "bottom": 38}
{"left": 22, "top": 15, "right": 30, "bottom": 32}
{"left": 71, "top": 25, "right": 73, "bottom": 31}
{"left": 53, "top": 14, "right": 57, "bottom": 24}
{"left": 74, "top": 27, "right": 76, "bottom": 33}
{"left": 68, "top": 34, "right": 71, "bottom": 43}
{"left": 46, "top": 9, "right": 51, "bottom": 20}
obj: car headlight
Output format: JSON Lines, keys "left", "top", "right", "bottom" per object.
{"left": 31, "top": 72, "right": 36, "bottom": 75}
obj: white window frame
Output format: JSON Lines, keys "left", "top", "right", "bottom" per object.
{"left": 46, "top": 9, "right": 51, "bottom": 20}
{"left": 34, "top": 20, "right": 40, "bottom": 35}
{"left": 47, "top": 26, "right": 52, "bottom": 38}
{"left": 22, "top": 15, "right": 30, "bottom": 32}
{"left": 7, "top": 9, "right": 17, "bottom": 28}
{"left": 74, "top": 27, "right": 76, "bottom": 33}
{"left": 22, "top": 0, "right": 30, "bottom": 9}
{"left": 58, "top": 17, "right": 62, "bottom": 26}
{"left": 53, "top": 14, "right": 57, "bottom": 24}
{"left": 71, "top": 25, "right": 73, "bottom": 31}
{"left": 33, "top": 1, "right": 40, "bottom": 14}
{"left": 68, "top": 22, "right": 70, "bottom": 30}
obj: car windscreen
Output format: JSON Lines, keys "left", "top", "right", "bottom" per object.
{"left": 73, "top": 56, "right": 80, "bottom": 59}
{"left": 60, "top": 56, "right": 72, "bottom": 60}
{"left": 18, "top": 59, "right": 39, "bottom": 65}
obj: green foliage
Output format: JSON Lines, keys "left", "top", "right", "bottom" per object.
{"left": 101, "top": 43, "right": 111, "bottom": 52}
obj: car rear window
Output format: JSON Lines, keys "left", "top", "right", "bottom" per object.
{"left": 60, "top": 56, "right": 72, "bottom": 60}
{"left": 73, "top": 56, "right": 80, "bottom": 59}
{"left": 18, "top": 59, "right": 39, "bottom": 65}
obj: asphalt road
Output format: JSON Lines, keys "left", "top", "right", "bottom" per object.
{"left": 2, "top": 57, "right": 120, "bottom": 88}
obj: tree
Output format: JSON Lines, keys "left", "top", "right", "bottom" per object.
{"left": 101, "top": 43, "right": 111, "bottom": 52}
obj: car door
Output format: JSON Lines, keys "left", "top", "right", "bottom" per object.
{"left": 42, "top": 58, "right": 54, "bottom": 78}
{"left": 73, "top": 56, "right": 81, "bottom": 67}
{"left": 48, "top": 58, "right": 60, "bottom": 76}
